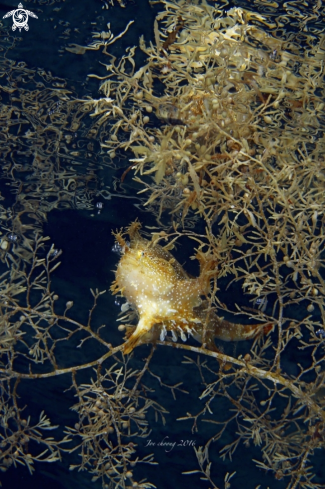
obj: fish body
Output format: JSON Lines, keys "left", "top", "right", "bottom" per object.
{"left": 111, "top": 222, "right": 272, "bottom": 354}
{"left": 112, "top": 229, "right": 203, "bottom": 354}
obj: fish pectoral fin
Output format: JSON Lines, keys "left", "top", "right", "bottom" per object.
{"left": 123, "top": 334, "right": 142, "bottom": 355}
{"left": 123, "top": 315, "right": 156, "bottom": 354}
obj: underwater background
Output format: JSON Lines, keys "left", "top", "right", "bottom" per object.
{"left": 0, "top": 0, "right": 324, "bottom": 488}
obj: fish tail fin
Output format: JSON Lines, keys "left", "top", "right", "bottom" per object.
{"left": 238, "top": 322, "right": 274, "bottom": 340}
{"left": 212, "top": 318, "right": 274, "bottom": 342}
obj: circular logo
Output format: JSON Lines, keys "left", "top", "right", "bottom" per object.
{"left": 2, "top": 3, "right": 38, "bottom": 33}
{"left": 13, "top": 8, "right": 29, "bottom": 31}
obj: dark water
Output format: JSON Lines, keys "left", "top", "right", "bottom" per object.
{"left": 0, "top": 1, "right": 324, "bottom": 489}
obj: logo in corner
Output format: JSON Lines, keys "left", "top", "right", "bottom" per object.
{"left": 3, "top": 3, "right": 38, "bottom": 32}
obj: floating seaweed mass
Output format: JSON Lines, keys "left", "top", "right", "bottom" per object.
{"left": 1, "top": 0, "right": 325, "bottom": 488}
